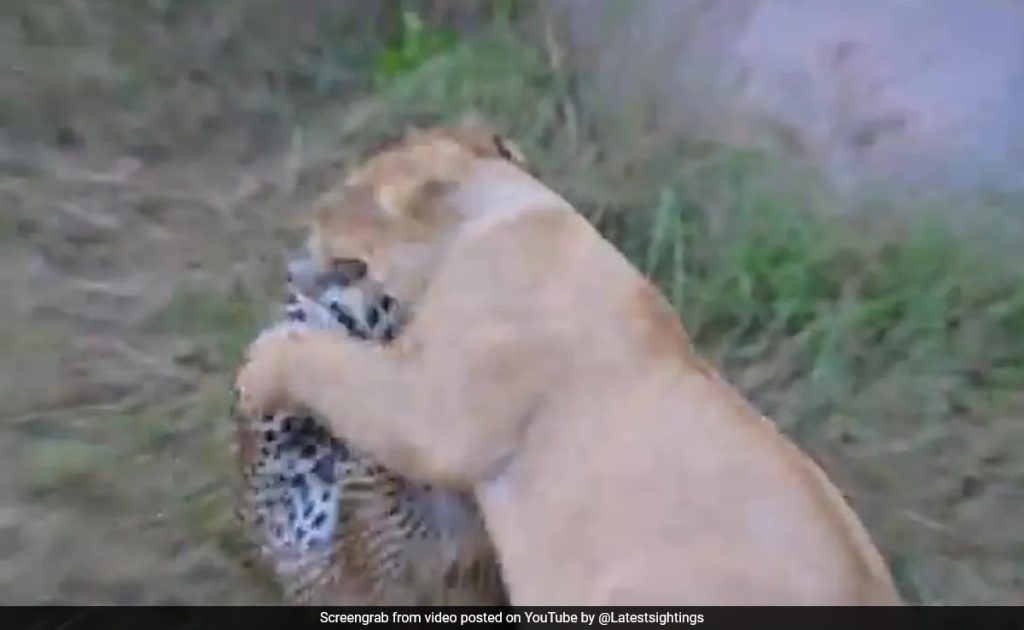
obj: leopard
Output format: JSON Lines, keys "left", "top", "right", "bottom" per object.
{"left": 231, "top": 251, "right": 506, "bottom": 606}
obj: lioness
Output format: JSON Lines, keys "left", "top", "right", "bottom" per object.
{"left": 235, "top": 125, "right": 902, "bottom": 605}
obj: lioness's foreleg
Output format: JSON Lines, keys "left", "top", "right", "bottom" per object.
{"left": 234, "top": 321, "right": 551, "bottom": 490}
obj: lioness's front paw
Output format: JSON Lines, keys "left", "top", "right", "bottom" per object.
{"left": 234, "top": 328, "right": 305, "bottom": 418}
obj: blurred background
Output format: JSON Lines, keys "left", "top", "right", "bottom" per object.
{"left": 0, "top": 0, "right": 1021, "bottom": 605}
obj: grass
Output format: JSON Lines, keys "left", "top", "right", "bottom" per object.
{"left": 1, "top": 1, "right": 1021, "bottom": 605}
{"left": 150, "top": 276, "right": 267, "bottom": 372}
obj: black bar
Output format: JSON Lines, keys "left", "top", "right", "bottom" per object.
{"left": 4, "top": 606, "right": 1021, "bottom": 630}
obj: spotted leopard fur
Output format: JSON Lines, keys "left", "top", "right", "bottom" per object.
{"left": 233, "top": 254, "right": 506, "bottom": 606}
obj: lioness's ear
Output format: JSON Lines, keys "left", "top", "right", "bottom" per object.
{"left": 492, "top": 134, "right": 527, "bottom": 165}
{"left": 315, "top": 184, "right": 378, "bottom": 224}
{"left": 404, "top": 178, "right": 457, "bottom": 227}
{"left": 374, "top": 172, "right": 456, "bottom": 224}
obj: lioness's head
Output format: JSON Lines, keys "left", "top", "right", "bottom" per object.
{"left": 307, "top": 122, "right": 527, "bottom": 303}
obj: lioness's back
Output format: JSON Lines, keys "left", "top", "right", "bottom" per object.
{"left": 454, "top": 200, "right": 899, "bottom": 605}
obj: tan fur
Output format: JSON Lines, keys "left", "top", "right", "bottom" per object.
{"left": 235, "top": 126, "right": 902, "bottom": 605}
